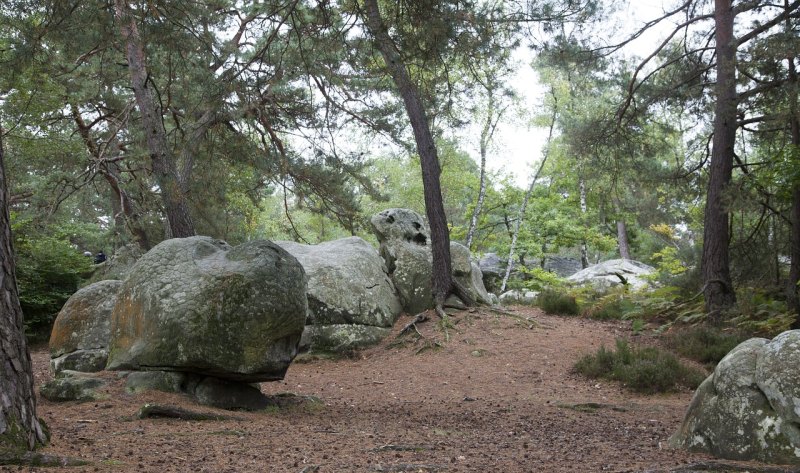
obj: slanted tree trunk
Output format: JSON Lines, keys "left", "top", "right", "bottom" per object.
{"left": 617, "top": 220, "right": 631, "bottom": 260}
{"left": 702, "top": 0, "right": 738, "bottom": 322}
{"left": 362, "top": 0, "right": 473, "bottom": 311}
{"left": 0, "top": 129, "right": 48, "bottom": 455}
{"left": 114, "top": 0, "right": 195, "bottom": 238}
{"left": 71, "top": 105, "right": 151, "bottom": 251}
{"left": 499, "top": 100, "right": 557, "bottom": 293}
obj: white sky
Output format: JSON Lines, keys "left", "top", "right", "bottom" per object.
{"left": 476, "top": 0, "right": 677, "bottom": 187}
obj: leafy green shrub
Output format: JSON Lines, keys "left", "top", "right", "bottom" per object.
{"left": 574, "top": 339, "right": 706, "bottom": 394}
{"left": 664, "top": 326, "right": 745, "bottom": 366}
{"left": 518, "top": 267, "right": 566, "bottom": 292}
{"left": 11, "top": 215, "right": 94, "bottom": 340}
{"left": 582, "top": 291, "right": 636, "bottom": 320}
{"left": 536, "top": 289, "right": 579, "bottom": 316}
{"left": 729, "top": 288, "right": 793, "bottom": 337}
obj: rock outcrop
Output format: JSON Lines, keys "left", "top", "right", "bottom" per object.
{"left": 276, "top": 237, "right": 401, "bottom": 354}
{"left": 672, "top": 331, "right": 800, "bottom": 464}
{"left": 370, "top": 208, "right": 492, "bottom": 312}
{"left": 49, "top": 280, "right": 122, "bottom": 374}
{"left": 105, "top": 236, "right": 308, "bottom": 383}
{"left": 567, "top": 259, "right": 655, "bottom": 290}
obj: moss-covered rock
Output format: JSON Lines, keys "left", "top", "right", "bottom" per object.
{"left": 48, "top": 280, "right": 121, "bottom": 375}
{"left": 672, "top": 334, "right": 800, "bottom": 464}
{"left": 39, "top": 371, "right": 108, "bottom": 402}
{"left": 106, "top": 236, "right": 307, "bottom": 382}
{"left": 300, "top": 324, "right": 391, "bottom": 354}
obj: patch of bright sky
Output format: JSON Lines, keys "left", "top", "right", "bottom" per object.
{"left": 479, "top": 0, "right": 678, "bottom": 187}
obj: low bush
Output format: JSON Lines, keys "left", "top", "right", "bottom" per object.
{"left": 536, "top": 289, "right": 579, "bottom": 316}
{"left": 574, "top": 339, "right": 706, "bottom": 394}
{"left": 664, "top": 326, "right": 745, "bottom": 366}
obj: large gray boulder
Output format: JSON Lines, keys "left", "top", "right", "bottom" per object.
{"left": 276, "top": 237, "right": 402, "bottom": 353}
{"left": 566, "top": 259, "right": 655, "bottom": 290}
{"left": 370, "top": 209, "right": 492, "bottom": 312}
{"left": 672, "top": 332, "right": 800, "bottom": 464}
{"left": 49, "top": 280, "right": 122, "bottom": 374}
{"left": 106, "top": 236, "right": 308, "bottom": 383}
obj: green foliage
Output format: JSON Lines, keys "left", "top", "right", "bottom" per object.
{"left": 517, "top": 266, "right": 565, "bottom": 291}
{"left": 728, "top": 288, "right": 793, "bottom": 337}
{"left": 11, "top": 215, "right": 93, "bottom": 340}
{"left": 664, "top": 326, "right": 745, "bottom": 366}
{"left": 582, "top": 291, "right": 636, "bottom": 320}
{"left": 574, "top": 339, "right": 706, "bottom": 394}
{"left": 536, "top": 289, "right": 579, "bottom": 316}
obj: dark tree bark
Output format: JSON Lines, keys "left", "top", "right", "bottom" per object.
{"left": 0, "top": 129, "right": 48, "bottom": 454}
{"left": 114, "top": 0, "right": 195, "bottom": 238}
{"left": 787, "top": 50, "right": 800, "bottom": 325}
{"left": 579, "top": 177, "right": 589, "bottom": 269}
{"left": 71, "top": 106, "right": 151, "bottom": 251}
{"left": 617, "top": 220, "right": 631, "bottom": 260}
{"left": 702, "top": 0, "right": 737, "bottom": 322}
{"left": 362, "top": 0, "right": 473, "bottom": 310}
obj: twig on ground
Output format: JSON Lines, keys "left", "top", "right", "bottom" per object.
{"left": 397, "top": 312, "right": 429, "bottom": 338}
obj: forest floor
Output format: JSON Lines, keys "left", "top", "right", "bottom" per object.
{"left": 11, "top": 306, "right": 800, "bottom": 473}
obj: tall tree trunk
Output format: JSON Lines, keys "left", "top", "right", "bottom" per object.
{"left": 702, "top": 0, "right": 737, "bottom": 322}
{"left": 114, "top": 0, "right": 195, "bottom": 238}
{"left": 617, "top": 220, "right": 631, "bottom": 260}
{"left": 499, "top": 103, "right": 557, "bottom": 293}
{"left": 0, "top": 129, "right": 48, "bottom": 454}
{"left": 579, "top": 177, "right": 589, "bottom": 269}
{"left": 465, "top": 88, "right": 501, "bottom": 250}
{"left": 787, "top": 13, "right": 800, "bottom": 325}
{"left": 362, "top": 0, "right": 472, "bottom": 310}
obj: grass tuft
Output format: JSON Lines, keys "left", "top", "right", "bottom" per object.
{"left": 574, "top": 339, "right": 706, "bottom": 394}
{"left": 663, "top": 326, "right": 745, "bottom": 366}
{"left": 536, "top": 289, "right": 580, "bottom": 316}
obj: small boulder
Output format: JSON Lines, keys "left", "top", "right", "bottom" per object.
{"left": 672, "top": 333, "right": 800, "bottom": 464}
{"left": 106, "top": 236, "right": 308, "bottom": 382}
{"left": 300, "top": 324, "right": 391, "bottom": 354}
{"left": 125, "top": 371, "right": 198, "bottom": 395}
{"left": 499, "top": 290, "right": 539, "bottom": 305}
{"left": 40, "top": 371, "right": 109, "bottom": 402}
{"left": 567, "top": 259, "right": 655, "bottom": 290}
{"left": 49, "top": 280, "right": 122, "bottom": 374}
{"left": 193, "top": 377, "right": 270, "bottom": 411}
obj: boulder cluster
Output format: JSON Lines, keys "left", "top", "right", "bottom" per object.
{"left": 45, "top": 209, "right": 490, "bottom": 408}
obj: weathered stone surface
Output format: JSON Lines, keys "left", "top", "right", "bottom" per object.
{"left": 49, "top": 280, "right": 122, "bottom": 374}
{"left": 193, "top": 377, "right": 270, "bottom": 411}
{"left": 756, "top": 331, "right": 800, "bottom": 425}
{"left": 567, "top": 259, "right": 655, "bottom": 290}
{"left": 543, "top": 256, "right": 582, "bottom": 278}
{"left": 300, "top": 324, "right": 391, "bottom": 354}
{"left": 125, "top": 371, "right": 197, "bottom": 395}
{"left": 50, "top": 350, "right": 108, "bottom": 375}
{"left": 275, "top": 237, "right": 401, "bottom": 328}
{"left": 86, "top": 243, "right": 144, "bottom": 284}
{"left": 370, "top": 209, "right": 492, "bottom": 312}
{"left": 40, "top": 371, "right": 108, "bottom": 402}
{"left": 106, "top": 236, "right": 308, "bottom": 382}
{"left": 672, "top": 334, "right": 800, "bottom": 464}
{"left": 499, "top": 290, "right": 539, "bottom": 305}
{"left": 478, "top": 253, "right": 504, "bottom": 293}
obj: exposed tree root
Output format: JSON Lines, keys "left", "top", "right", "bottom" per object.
{"left": 397, "top": 313, "right": 429, "bottom": 338}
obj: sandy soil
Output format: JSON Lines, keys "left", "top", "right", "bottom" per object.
{"left": 7, "top": 306, "right": 795, "bottom": 472}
